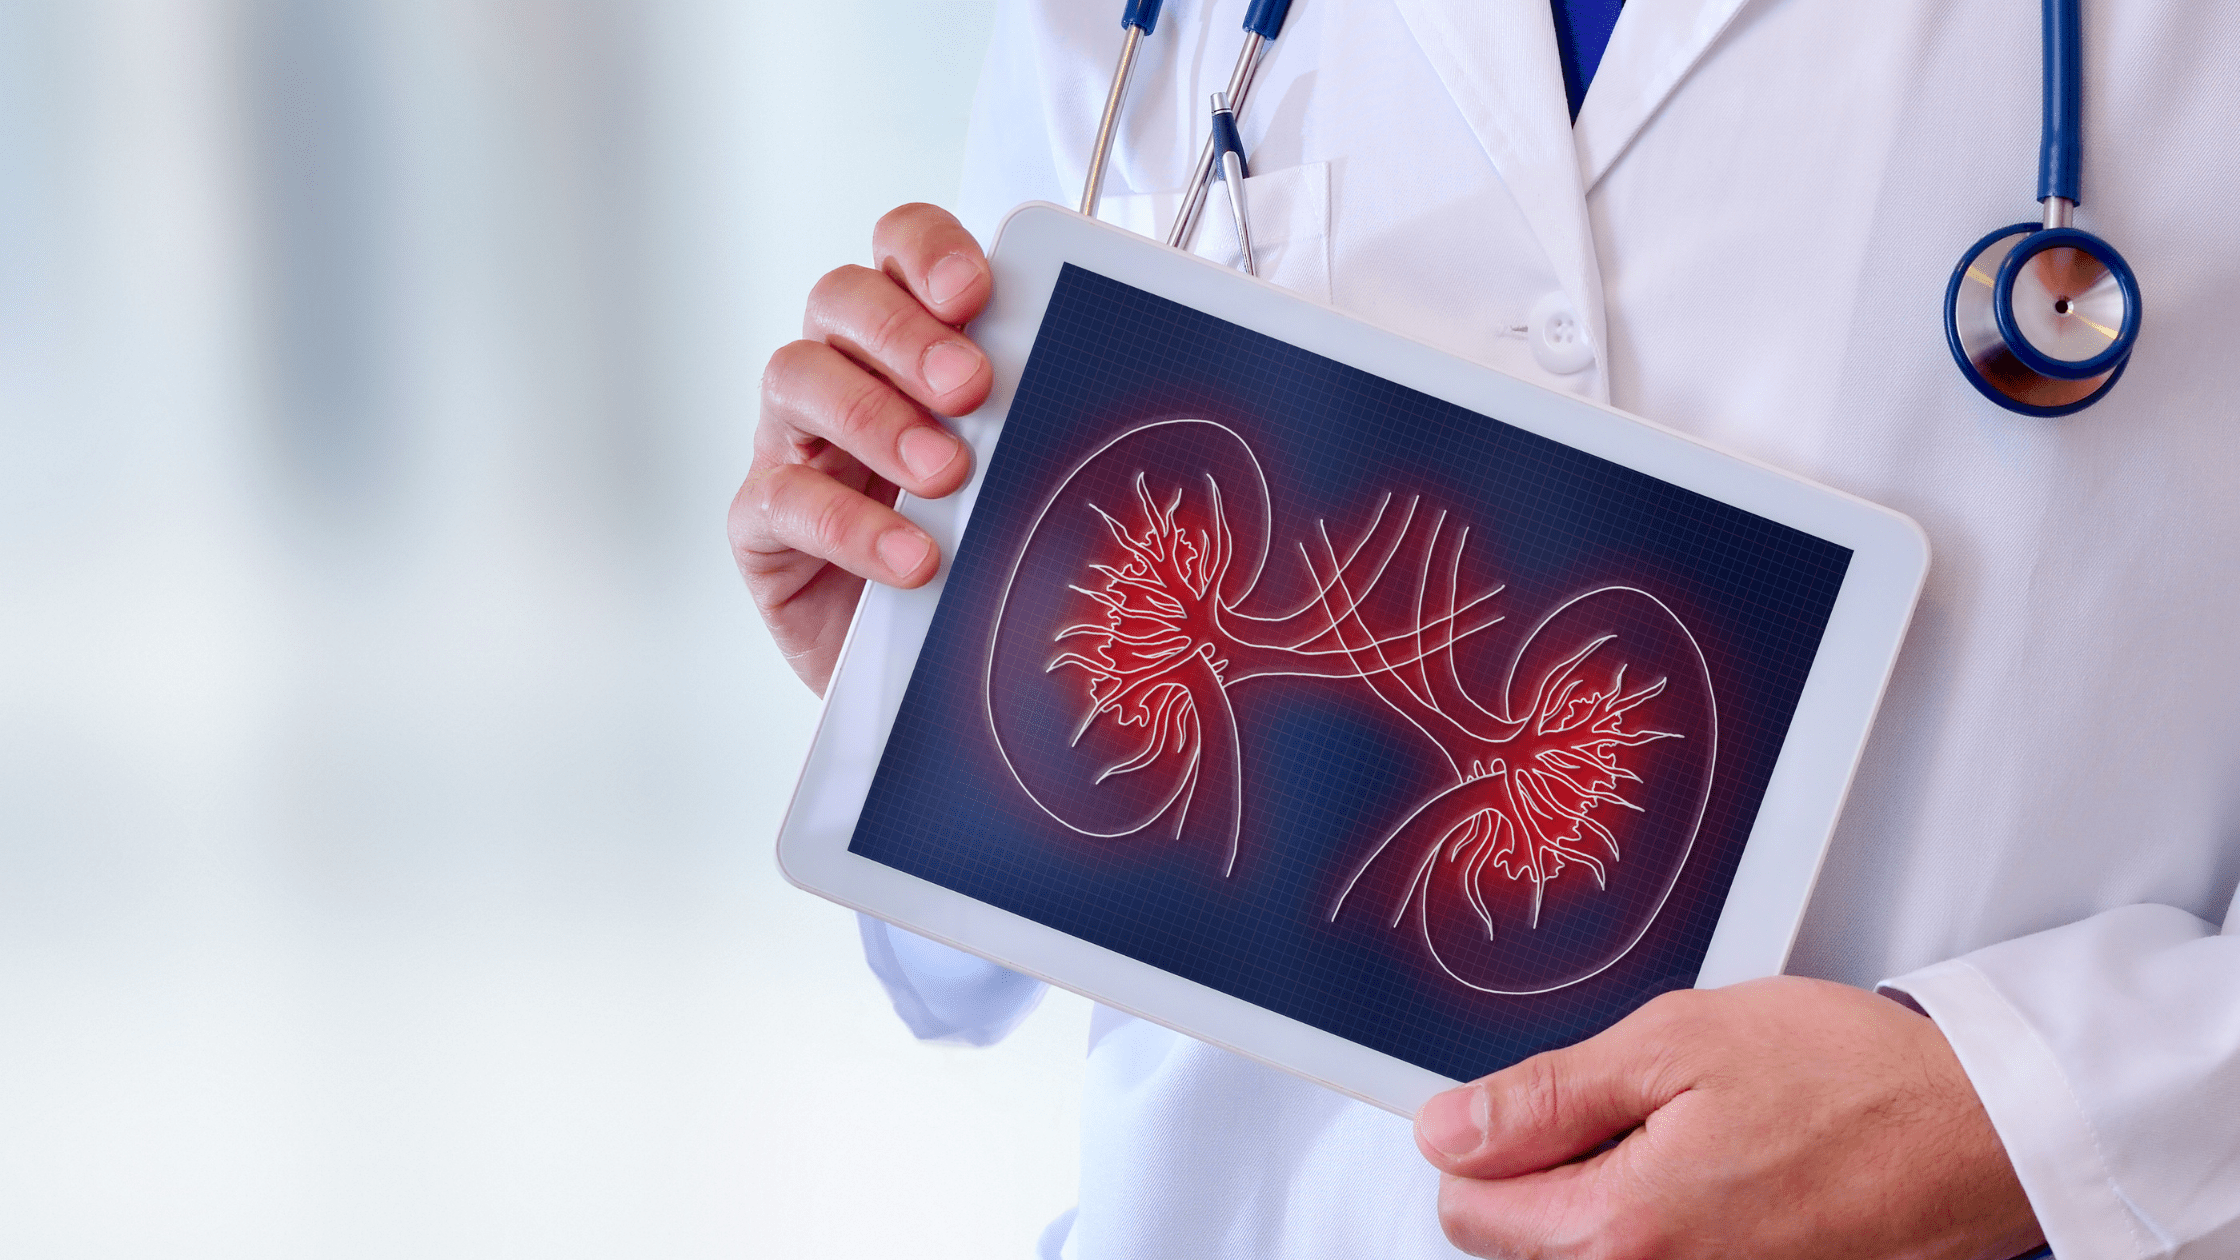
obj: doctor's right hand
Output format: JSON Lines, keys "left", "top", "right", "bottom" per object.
{"left": 730, "top": 203, "right": 994, "bottom": 694}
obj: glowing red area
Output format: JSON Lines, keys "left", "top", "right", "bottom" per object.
{"left": 987, "top": 419, "right": 1716, "bottom": 993}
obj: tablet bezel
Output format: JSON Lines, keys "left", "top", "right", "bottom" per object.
{"left": 775, "top": 203, "right": 1928, "bottom": 1117}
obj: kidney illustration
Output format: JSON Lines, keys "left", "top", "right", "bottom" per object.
{"left": 985, "top": 419, "right": 1716, "bottom": 993}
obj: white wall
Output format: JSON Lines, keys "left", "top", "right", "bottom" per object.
{"left": 0, "top": 1, "right": 1090, "bottom": 1256}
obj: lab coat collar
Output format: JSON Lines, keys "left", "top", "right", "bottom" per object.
{"left": 1389, "top": 0, "right": 1752, "bottom": 398}
{"left": 1389, "top": 0, "right": 1609, "bottom": 399}
{"left": 1573, "top": 0, "right": 1755, "bottom": 193}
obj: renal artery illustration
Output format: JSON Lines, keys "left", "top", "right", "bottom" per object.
{"left": 985, "top": 419, "right": 1717, "bottom": 993}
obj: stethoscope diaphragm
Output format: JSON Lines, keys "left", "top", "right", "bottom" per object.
{"left": 1946, "top": 222, "right": 2140, "bottom": 417}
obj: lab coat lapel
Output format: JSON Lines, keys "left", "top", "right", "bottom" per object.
{"left": 1388, "top": 0, "right": 1608, "bottom": 397}
{"left": 1572, "top": 0, "right": 1754, "bottom": 193}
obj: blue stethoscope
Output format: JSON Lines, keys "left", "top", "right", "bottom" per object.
{"left": 1946, "top": 0, "right": 2140, "bottom": 416}
{"left": 1083, "top": 0, "right": 2141, "bottom": 418}
{"left": 1080, "top": 0, "right": 1292, "bottom": 264}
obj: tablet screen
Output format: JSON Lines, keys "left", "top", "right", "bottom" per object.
{"left": 849, "top": 264, "right": 1851, "bottom": 1082}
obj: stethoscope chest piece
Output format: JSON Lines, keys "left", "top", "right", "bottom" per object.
{"left": 1945, "top": 0, "right": 2140, "bottom": 417}
{"left": 1947, "top": 220, "right": 2140, "bottom": 416}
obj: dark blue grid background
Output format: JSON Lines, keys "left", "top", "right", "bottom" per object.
{"left": 848, "top": 266, "right": 1852, "bottom": 1084}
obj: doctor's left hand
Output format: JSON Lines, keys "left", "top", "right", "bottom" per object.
{"left": 1414, "top": 976, "right": 2045, "bottom": 1260}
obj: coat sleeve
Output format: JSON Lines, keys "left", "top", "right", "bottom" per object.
{"left": 852, "top": 0, "right": 1061, "bottom": 1049}
{"left": 858, "top": 913, "right": 1047, "bottom": 1045}
{"left": 1880, "top": 882, "right": 2240, "bottom": 1260}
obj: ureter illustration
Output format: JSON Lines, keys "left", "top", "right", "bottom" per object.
{"left": 986, "top": 419, "right": 1717, "bottom": 993}
{"left": 1043, "top": 474, "right": 1509, "bottom": 871}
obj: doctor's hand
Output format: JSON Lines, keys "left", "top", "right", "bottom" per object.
{"left": 1415, "top": 977, "right": 2045, "bottom": 1260}
{"left": 731, "top": 203, "right": 994, "bottom": 693}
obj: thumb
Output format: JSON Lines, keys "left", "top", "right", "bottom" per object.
{"left": 1415, "top": 1003, "right": 1686, "bottom": 1180}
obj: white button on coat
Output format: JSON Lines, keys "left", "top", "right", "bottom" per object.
{"left": 1527, "top": 289, "right": 1595, "bottom": 374}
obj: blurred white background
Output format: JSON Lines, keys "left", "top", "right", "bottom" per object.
{"left": 0, "top": 1, "right": 1093, "bottom": 1256}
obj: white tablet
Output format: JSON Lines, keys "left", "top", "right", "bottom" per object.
{"left": 777, "top": 203, "right": 1927, "bottom": 1116}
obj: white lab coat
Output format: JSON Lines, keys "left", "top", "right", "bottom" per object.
{"left": 862, "top": 1, "right": 2240, "bottom": 1256}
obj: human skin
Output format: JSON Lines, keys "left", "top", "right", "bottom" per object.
{"left": 1414, "top": 977, "right": 2045, "bottom": 1259}
{"left": 731, "top": 202, "right": 996, "bottom": 695}
{"left": 729, "top": 204, "right": 2047, "bottom": 1260}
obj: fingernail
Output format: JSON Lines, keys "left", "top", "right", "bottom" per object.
{"left": 877, "top": 528, "right": 931, "bottom": 579}
{"left": 1418, "top": 1086, "right": 1486, "bottom": 1159}
{"left": 926, "top": 253, "right": 979, "bottom": 307}
{"left": 899, "top": 426, "right": 962, "bottom": 482}
{"left": 922, "top": 341, "right": 981, "bottom": 398}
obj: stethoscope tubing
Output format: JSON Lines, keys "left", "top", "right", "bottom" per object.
{"left": 2039, "top": 0, "right": 2083, "bottom": 205}
{"left": 1081, "top": 0, "right": 1166, "bottom": 219}
{"left": 1075, "top": 0, "right": 1294, "bottom": 243}
{"left": 1166, "top": 0, "right": 1294, "bottom": 249}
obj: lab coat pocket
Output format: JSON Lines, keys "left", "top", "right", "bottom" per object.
{"left": 1096, "top": 161, "right": 1332, "bottom": 305}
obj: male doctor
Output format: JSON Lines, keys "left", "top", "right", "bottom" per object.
{"left": 733, "top": 1, "right": 2240, "bottom": 1256}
